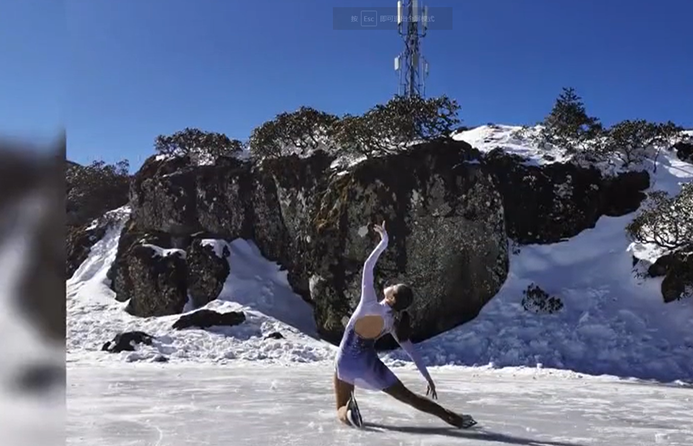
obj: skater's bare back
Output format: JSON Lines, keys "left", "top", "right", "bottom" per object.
{"left": 354, "top": 314, "right": 386, "bottom": 339}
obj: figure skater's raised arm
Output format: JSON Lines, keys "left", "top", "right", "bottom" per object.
{"left": 360, "top": 221, "right": 388, "bottom": 306}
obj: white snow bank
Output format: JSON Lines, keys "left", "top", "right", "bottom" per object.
{"left": 66, "top": 208, "right": 336, "bottom": 365}
{"left": 455, "top": 124, "right": 691, "bottom": 178}
{"left": 454, "top": 124, "right": 571, "bottom": 166}
{"left": 209, "top": 238, "right": 319, "bottom": 337}
{"left": 384, "top": 213, "right": 693, "bottom": 382}
{"left": 383, "top": 147, "right": 693, "bottom": 382}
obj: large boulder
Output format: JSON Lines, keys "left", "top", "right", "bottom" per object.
{"left": 673, "top": 141, "right": 693, "bottom": 163}
{"left": 130, "top": 155, "right": 203, "bottom": 235}
{"left": 108, "top": 224, "right": 188, "bottom": 317}
{"left": 306, "top": 140, "right": 508, "bottom": 344}
{"left": 107, "top": 220, "right": 236, "bottom": 315}
{"left": 257, "top": 151, "right": 337, "bottom": 297}
{"left": 127, "top": 152, "right": 330, "bottom": 304}
{"left": 186, "top": 238, "right": 230, "bottom": 308}
{"left": 482, "top": 149, "right": 649, "bottom": 244}
{"left": 130, "top": 154, "right": 293, "bottom": 282}
{"left": 649, "top": 251, "right": 693, "bottom": 303}
{"left": 131, "top": 155, "right": 286, "bottom": 242}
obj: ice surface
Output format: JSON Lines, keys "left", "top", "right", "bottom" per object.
{"left": 66, "top": 362, "right": 693, "bottom": 446}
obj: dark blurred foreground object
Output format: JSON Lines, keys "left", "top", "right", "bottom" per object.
{"left": 0, "top": 134, "right": 65, "bottom": 344}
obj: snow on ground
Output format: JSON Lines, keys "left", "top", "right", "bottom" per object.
{"left": 67, "top": 362, "right": 693, "bottom": 446}
{"left": 454, "top": 124, "right": 574, "bottom": 166}
{"left": 67, "top": 126, "right": 693, "bottom": 384}
{"left": 455, "top": 124, "right": 692, "bottom": 177}
{"left": 383, "top": 213, "right": 693, "bottom": 382}
{"left": 199, "top": 238, "right": 319, "bottom": 338}
{"left": 66, "top": 207, "right": 336, "bottom": 365}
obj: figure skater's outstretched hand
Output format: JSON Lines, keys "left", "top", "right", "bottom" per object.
{"left": 373, "top": 220, "right": 387, "bottom": 239}
{"left": 426, "top": 380, "right": 438, "bottom": 400}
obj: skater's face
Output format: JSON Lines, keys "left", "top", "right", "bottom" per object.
{"left": 383, "top": 284, "right": 413, "bottom": 312}
{"left": 383, "top": 286, "right": 396, "bottom": 306}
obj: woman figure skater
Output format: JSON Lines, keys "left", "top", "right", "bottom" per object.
{"left": 333, "top": 221, "right": 476, "bottom": 429}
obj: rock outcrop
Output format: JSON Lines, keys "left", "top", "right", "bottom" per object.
{"left": 118, "top": 141, "right": 510, "bottom": 344}
{"left": 128, "top": 152, "right": 336, "bottom": 299}
{"left": 186, "top": 239, "right": 231, "bottom": 308}
{"left": 307, "top": 141, "right": 508, "bottom": 343}
{"left": 107, "top": 225, "right": 188, "bottom": 316}
{"left": 83, "top": 136, "right": 654, "bottom": 346}
{"left": 483, "top": 149, "right": 649, "bottom": 244}
{"left": 648, "top": 251, "right": 693, "bottom": 302}
{"left": 66, "top": 160, "right": 130, "bottom": 279}
{"left": 673, "top": 141, "right": 693, "bottom": 163}
{"left": 66, "top": 221, "right": 108, "bottom": 279}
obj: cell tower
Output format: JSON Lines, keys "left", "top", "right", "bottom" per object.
{"left": 394, "top": 0, "right": 430, "bottom": 98}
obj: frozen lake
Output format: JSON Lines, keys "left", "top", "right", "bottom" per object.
{"left": 67, "top": 362, "right": 693, "bottom": 445}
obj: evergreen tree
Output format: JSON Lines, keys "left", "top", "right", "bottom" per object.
{"left": 540, "top": 87, "right": 603, "bottom": 153}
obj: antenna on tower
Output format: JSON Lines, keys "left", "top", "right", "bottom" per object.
{"left": 394, "top": 0, "right": 429, "bottom": 98}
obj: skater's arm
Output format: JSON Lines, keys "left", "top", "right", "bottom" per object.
{"left": 397, "top": 339, "right": 433, "bottom": 384}
{"left": 360, "top": 222, "right": 388, "bottom": 305}
{"left": 391, "top": 313, "right": 433, "bottom": 384}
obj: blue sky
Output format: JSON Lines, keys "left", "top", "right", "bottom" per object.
{"left": 2, "top": 0, "right": 692, "bottom": 169}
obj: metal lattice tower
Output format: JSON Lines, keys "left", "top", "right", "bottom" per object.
{"left": 394, "top": 0, "right": 429, "bottom": 98}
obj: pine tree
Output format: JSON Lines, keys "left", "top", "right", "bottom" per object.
{"left": 540, "top": 87, "right": 603, "bottom": 153}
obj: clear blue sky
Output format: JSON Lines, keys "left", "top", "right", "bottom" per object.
{"left": 2, "top": 0, "right": 692, "bottom": 169}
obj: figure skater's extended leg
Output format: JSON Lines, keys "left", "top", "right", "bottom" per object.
{"left": 383, "top": 379, "right": 471, "bottom": 428}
